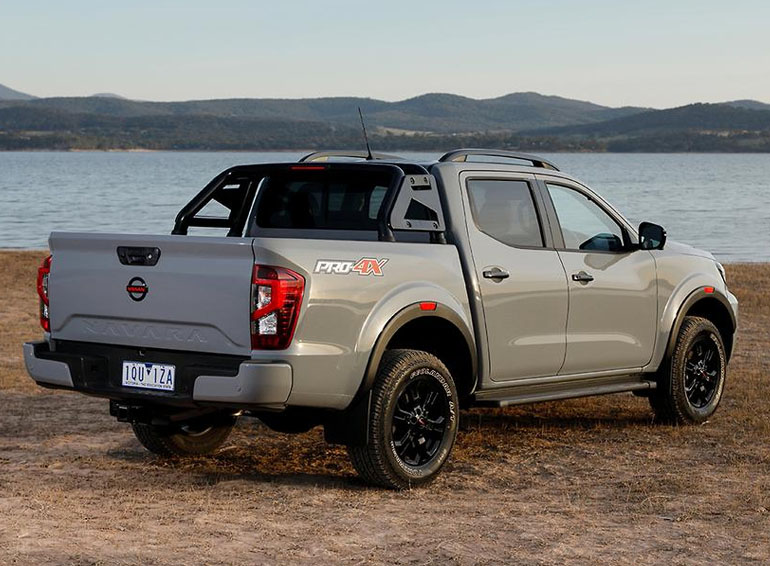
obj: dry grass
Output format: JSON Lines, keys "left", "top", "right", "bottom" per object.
{"left": 0, "top": 251, "right": 46, "bottom": 392}
{"left": 0, "top": 252, "right": 768, "bottom": 565}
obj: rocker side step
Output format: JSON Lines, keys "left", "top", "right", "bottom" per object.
{"left": 473, "top": 374, "right": 657, "bottom": 408}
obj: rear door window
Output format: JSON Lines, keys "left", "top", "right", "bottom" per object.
{"left": 466, "top": 179, "right": 544, "bottom": 248}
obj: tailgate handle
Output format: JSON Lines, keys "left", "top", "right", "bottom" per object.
{"left": 117, "top": 247, "right": 161, "bottom": 266}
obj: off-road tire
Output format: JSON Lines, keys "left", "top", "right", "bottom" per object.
{"left": 649, "top": 316, "right": 727, "bottom": 424}
{"left": 348, "top": 349, "right": 459, "bottom": 489}
{"left": 132, "top": 415, "right": 237, "bottom": 457}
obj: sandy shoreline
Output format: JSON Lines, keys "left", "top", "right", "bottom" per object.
{"left": 1, "top": 250, "right": 768, "bottom": 565}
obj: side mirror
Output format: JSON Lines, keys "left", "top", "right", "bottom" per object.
{"left": 639, "top": 222, "right": 666, "bottom": 250}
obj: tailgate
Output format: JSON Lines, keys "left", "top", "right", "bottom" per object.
{"left": 48, "top": 232, "right": 254, "bottom": 355}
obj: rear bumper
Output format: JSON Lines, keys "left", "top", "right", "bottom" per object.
{"left": 193, "top": 363, "right": 292, "bottom": 406}
{"left": 24, "top": 340, "right": 292, "bottom": 409}
{"left": 24, "top": 342, "right": 75, "bottom": 388}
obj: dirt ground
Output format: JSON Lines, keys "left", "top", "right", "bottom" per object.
{"left": 0, "top": 251, "right": 768, "bottom": 565}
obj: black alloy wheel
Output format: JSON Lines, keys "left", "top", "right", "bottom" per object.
{"left": 649, "top": 316, "right": 727, "bottom": 424}
{"left": 391, "top": 374, "right": 451, "bottom": 467}
{"left": 348, "top": 349, "right": 459, "bottom": 489}
{"left": 683, "top": 335, "right": 721, "bottom": 409}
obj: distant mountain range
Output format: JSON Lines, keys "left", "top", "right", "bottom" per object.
{"left": 0, "top": 88, "right": 648, "bottom": 132}
{"left": 89, "top": 92, "right": 129, "bottom": 100}
{"left": 1, "top": 82, "right": 769, "bottom": 151}
{"left": 724, "top": 99, "right": 770, "bottom": 112}
{"left": 530, "top": 103, "right": 770, "bottom": 136}
{"left": 0, "top": 83, "right": 36, "bottom": 100}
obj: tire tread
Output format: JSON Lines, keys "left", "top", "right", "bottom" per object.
{"left": 348, "top": 349, "right": 457, "bottom": 489}
{"left": 649, "top": 316, "right": 726, "bottom": 424}
{"left": 132, "top": 418, "right": 235, "bottom": 457}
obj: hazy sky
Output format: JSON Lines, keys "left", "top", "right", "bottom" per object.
{"left": 2, "top": 0, "right": 768, "bottom": 107}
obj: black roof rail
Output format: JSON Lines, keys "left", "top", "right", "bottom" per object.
{"left": 299, "top": 150, "right": 405, "bottom": 163}
{"left": 438, "top": 149, "right": 560, "bottom": 171}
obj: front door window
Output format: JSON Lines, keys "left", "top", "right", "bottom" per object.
{"left": 547, "top": 184, "right": 625, "bottom": 252}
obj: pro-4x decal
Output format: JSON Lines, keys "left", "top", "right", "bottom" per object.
{"left": 314, "top": 258, "right": 389, "bottom": 276}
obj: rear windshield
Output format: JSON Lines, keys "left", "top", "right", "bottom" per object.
{"left": 254, "top": 170, "right": 393, "bottom": 231}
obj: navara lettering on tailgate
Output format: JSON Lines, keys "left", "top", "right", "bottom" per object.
{"left": 83, "top": 320, "right": 207, "bottom": 344}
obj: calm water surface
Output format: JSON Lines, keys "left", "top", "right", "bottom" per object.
{"left": 0, "top": 151, "right": 768, "bottom": 262}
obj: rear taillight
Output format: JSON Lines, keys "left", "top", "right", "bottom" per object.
{"left": 37, "top": 255, "right": 52, "bottom": 332}
{"left": 250, "top": 264, "right": 304, "bottom": 350}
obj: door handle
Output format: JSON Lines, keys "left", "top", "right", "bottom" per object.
{"left": 571, "top": 271, "right": 594, "bottom": 283}
{"left": 483, "top": 267, "right": 510, "bottom": 281}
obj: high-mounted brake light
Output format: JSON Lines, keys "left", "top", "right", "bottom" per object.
{"left": 290, "top": 165, "right": 326, "bottom": 171}
{"left": 250, "top": 264, "right": 304, "bottom": 350}
{"left": 37, "top": 255, "right": 52, "bottom": 332}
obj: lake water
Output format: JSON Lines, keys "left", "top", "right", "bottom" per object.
{"left": 0, "top": 151, "right": 768, "bottom": 262}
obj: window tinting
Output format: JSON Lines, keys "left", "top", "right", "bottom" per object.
{"left": 546, "top": 184, "right": 625, "bottom": 252}
{"left": 467, "top": 179, "right": 544, "bottom": 248}
{"left": 255, "top": 171, "right": 392, "bottom": 230}
{"left": 368, "top": 186, "right": 387, "bottom": 219}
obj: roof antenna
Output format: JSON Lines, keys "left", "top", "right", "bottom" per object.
{"left": 358, "top": 106, "right": 374, "bottom": 160}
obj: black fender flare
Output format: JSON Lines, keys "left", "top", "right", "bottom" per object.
{"left": 665, "top": 288, "right": 737, "bottom": 361}
{"left": 324, "top": 302, "right": 477, "bottom": 446}
{"left": 359, "top": 302, "right": 478, "bottom": 397}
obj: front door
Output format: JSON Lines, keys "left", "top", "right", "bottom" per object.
{"left": 542, "top": 181, "right": 658, "bottom": 374}
{"left": 463, "top": 174, "right": 568, "bottom": 382}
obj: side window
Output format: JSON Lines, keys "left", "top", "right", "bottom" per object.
{"left": 466, "top": 179, "right": 544, "bottom": 248}
{"left": 368, "top": 186, "right": 387, "bottom": 219}
{"left": 546, "top": 184, "right": 625, "bottom": 252}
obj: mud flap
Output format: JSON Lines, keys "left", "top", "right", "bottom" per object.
{"left": 324, "top": 391, "right": 371, "bottom": 446}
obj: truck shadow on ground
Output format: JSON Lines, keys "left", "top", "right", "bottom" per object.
{"left": 103, "top": 402, "right": 658, "bottom": 489}
{"left": 460, "top": 403, "right": 656, "bottom": 432}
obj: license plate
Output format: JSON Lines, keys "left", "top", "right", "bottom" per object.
{"left": 121, "top": 361, "right": 176, "bottom": 391}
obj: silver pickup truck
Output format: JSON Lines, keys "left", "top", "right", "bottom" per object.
{"left": 25, "top": 149, "right": 738, "bottom": 489}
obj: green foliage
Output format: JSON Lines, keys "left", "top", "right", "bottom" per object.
{"left": 1, "top": 97, "right": 770, "bottom": 152}
{"left": 531, "top": 103, "right": 770, "bottom": 137}
{"left": 0, "top": 92, "right": 646, "bottom": 133}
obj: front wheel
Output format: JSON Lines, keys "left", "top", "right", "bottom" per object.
{"left": 348, "top": 349, "right": 459, "bottom": 489}
{"left": 649, "top": 316, "right": 727, "bottom": 424}
{"left": 132, "top": 414, "right": 237, "bottom": 457}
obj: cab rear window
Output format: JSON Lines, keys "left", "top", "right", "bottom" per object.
{"left": 255, "top": 170, "right": 392, "bottom": 231}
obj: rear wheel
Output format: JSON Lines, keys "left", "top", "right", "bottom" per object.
{"left": 348, "top": 349, "right": 459, "bottom": 489}
{"left": 132, "top": 414, "right": 237, "bottom": 457}
{"left": 649, "top": 316, "right": 727, "bottom": 424}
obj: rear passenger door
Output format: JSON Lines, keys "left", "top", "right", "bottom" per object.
{"left": 461, "top": 173, "right": 569, "bottom": 382}
{"left": 539, "top": 179, "right": 657, "bottom": 374}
